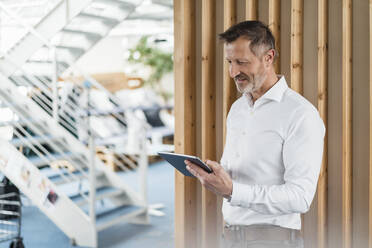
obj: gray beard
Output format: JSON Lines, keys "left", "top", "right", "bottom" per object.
{"left": 236, "top": 73, "right": 267, "bottom": 96}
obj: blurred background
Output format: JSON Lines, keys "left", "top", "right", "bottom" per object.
{"left": 0, "top": 0, "right": 175, "bottom": 247}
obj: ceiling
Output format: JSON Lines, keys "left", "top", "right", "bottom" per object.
{"left": 0, "top": 0, "right": 173, "bottom": 36}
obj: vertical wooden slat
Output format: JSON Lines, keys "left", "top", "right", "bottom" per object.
{"left": 246, "top": 0, "right": 258, "bottom": 20}
{"left": 268, "top": 0, "right": 281, "bottom": 74}
{"left": 370, "top": 1, "right": 372, "bottom": 247}
{"left": 174, "top": 1, "right": 197, "bottom": 248}
{"left": 223, "top": 0, "right": 237, "bottom": 144}
{"left": 327, "top": 0, "right": 343, "bottom": 246}
{"left": 290, "top": 0, "right": 304, "bottom": 233}
{"left": 317, "top": 0, "right": 328, "bottom": 247}
{"left": 290, "top": 0, "right": 303, "bottom": 94}
{"left": 342, "top": 0, "right": 352, "bottom": 247}
{"left": 201, "top": 0, "right": 217, "bottom": 247}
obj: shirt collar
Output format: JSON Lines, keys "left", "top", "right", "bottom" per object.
{"left": 259, "top": 75, "right": 288, "bottom": 103}
{"left": 244, "top": 75, "right": 288, "bottom": 108}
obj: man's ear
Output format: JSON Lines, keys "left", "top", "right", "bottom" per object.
{"left": 264, "top": 49, "right": 275, "bottom": 67}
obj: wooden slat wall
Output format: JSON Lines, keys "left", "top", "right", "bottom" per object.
{"left": 268, "top": 0, "right": 280, "bottom": 73}
{"left": 222, "top": 0, "right": 237, "bottom": 144}
{"left": 290, "top": 0, "right": 303, "bottom": 94}
{"left": 370, "top": 1, "right": 372, "bottom": 247}
{"left": 302, "top": 0, "right": 318, "bottom": 246}
{"left": 342, "top": 0, "right": 352, "bottom": 247}
{"left": 289, "top": 0, "right": 304, "bottom": 233}
{"left": 352, "top": 1, "right": 369, "bottom": 247}
{"left": 317, "top": 0, "right": 328, "bottom": 247}
{"left": 174, "top": 1, "right": 372, "bottom": 247}
{"left": 201, "top": 0, "right": 217, "bottom": 247}
{"left": 328, "top": 0, "right": 343, "bottom": 246}
{"left": 174, "top": 1, "right": 197, "bottom": 248}
{"left": 246, "top": 0, "right": 258, "bottom": 20}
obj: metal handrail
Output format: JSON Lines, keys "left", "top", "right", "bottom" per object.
{"left": 12, "top": 129, "right": 90, "bottom": 204}
{"left": 4, "top": 63, "right": 145, "bottom": 179}
{"left": 3, "top": 64, "right": 99, "bottom": 139}
{"left": 69, "top": 64, "right": 151, "bottom": 130}
{"left": 12, "top": 127, "right": 80, "bottom": 188}
{"left": 0, "top": 90, "right": 90, "bottom": 175}
{"left": 5, "top": 59, "right": 142, "bottom": 173}
{"left": 0, "top": 105, "right": 91, "bottom": 204}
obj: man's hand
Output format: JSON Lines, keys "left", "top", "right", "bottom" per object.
{"left": 185, "top": 159, "right": 233, "bottom": 199}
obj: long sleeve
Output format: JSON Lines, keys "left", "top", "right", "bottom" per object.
{"left": 229, "top": 109, "right": 325, "bottom": 215}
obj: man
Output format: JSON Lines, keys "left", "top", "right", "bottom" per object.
{"left": 185, "top": 20, "right": 325, "bottom": 248}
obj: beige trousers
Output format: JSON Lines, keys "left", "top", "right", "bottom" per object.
{"left": 222, "top": 224, "right": 304, "bottom": 248}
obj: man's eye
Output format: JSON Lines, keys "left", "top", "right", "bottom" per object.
{"left": 227, "top": 60, "right": 232, "bottom": 64}
{"left": 237, "top": 61, "right": 246, "bottom": 65}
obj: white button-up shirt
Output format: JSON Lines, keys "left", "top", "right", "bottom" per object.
{"left": 221, "top": 76, "right": 325, "bottom": 230}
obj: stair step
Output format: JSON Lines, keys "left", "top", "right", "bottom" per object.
{"left": 27, "top": 152, "right": 76, "bottom": 167}
{"left": 70, "top": 186, "right": 124, "bottom": 206}
{"left": 45, "top": 167, "right": 87, "bottom": 184}
{"left": 61, "top": 28, "right": 102, "bottom": 39}
{"left": 41, "top": 166, "right": 105, "bottom": 185}
{"left": 78, "top": 12, "right": 120, "bottom": 24}
{"left": 93, "top": 0, "right": 137, "bottom": 9}
{"left": 56, "top": 45, "right": 85, "bottom": 55}
{"left": 10, "top": 135, "right": 59, "bottom": 147}
{"left": 24, "top": 60, "right": 69, "bottom": 75}
{"left": 96, "top": 205, "right": 146, "bottom": 231}
{"left": 27, "top": 59, "right": 69, "bottom": 68}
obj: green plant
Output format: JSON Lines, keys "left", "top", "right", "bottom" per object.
{"left": 127, "top": 36, "right": 173, "bottom": 102}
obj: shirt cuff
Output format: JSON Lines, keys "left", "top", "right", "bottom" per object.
{"left": 229, "top": 182, "right": 253, "bottom": 207}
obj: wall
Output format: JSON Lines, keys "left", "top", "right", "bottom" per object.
{"left": 174, "top": 0, "right": 372, "bottom": 247}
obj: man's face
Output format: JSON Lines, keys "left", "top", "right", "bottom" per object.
{"left": 225, "top": 37, "right": 269, "bottom": 95}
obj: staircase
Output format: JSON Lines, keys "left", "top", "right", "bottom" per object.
{"left": 0, "top": 2, "right": 163, "bottom": 246}
{"left": 0, "top": 0, "right": 150, "bottom": 153}
{"left": 0, "top": 0, "right": 94, "bottom": 76}
{"left": 0, "top": 73, "right": 149, "bottom": 247}
{"left": 0, "top": 0, "right": 143, "bottom": 77}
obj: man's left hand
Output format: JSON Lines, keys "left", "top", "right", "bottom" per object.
{"left": 185, "top": 160, "right": 233, "bottom": 199}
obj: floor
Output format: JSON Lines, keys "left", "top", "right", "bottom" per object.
{"left": 1, "top": 160, "right": 175, "bottom": 248}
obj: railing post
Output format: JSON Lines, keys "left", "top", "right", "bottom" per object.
{"left": 138, "top": 124, "right": 148, "bottom": 206}
{"left": 52, "top": 46, "right": 59, "bottom": 121}
{"left": 85, "top": 82, "right": 96, "bottom": 229}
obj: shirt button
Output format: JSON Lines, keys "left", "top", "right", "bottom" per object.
{"left": 242, "top": 131, "right": 246, "bottom": 135}
{"left": 236, "top": 153, "right": 240, "bottom": 158}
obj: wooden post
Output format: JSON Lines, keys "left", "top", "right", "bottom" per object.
{"left": 370, "top": 1, "right": 372, "bottom": 247}
{"left": 246, "top": 0, "right": 258, "bottom": 20}
{"left": 317, "top": 0, "right": 328, "bottom": 247}
{"left": 290, "top": 0, "right": 303, "bottom": 94}
{"left": 223, "top": 0, "right": 237, "bottom": 144}
{"left": 268, "top": 0, "right": 281, "bottom": 74}
{"left": 174, "top": 1, "right": 198, "bottom": 247}
{"left": 201, "top": 1, "right": 217, "bottom": 247}
{"left": 290, "top": 0, "right": 304, "bottom": 233}
{"left": 342, "top": 0, "right": 352, "bottom": 247}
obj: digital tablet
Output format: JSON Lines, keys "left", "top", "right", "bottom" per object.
{"left": 157, "top": 152, "right": 213, "bottom": 177}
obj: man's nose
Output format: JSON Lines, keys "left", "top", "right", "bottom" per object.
{"left": 229, "top": 64, "right": 240, "bottom": 78}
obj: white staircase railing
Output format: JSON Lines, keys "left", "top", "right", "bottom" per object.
{"left": 0, "top": 72, "right": 149, "bottom": 247}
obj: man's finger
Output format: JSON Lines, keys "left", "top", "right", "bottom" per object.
{"left": 186, "top": 164, "right": 208, "bottom": 185}
{"left": 185, "top": 160, "right": 209, "bottom": 177}
{"left": 205, "top": 160, "right": 221, "bottom": 171}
